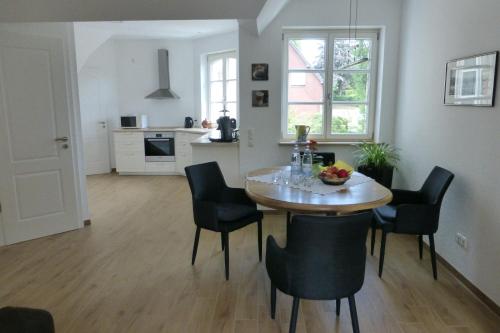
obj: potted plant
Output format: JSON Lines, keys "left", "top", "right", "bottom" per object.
{"left": 354, "top": 143, "right": 400, "bottom": 188}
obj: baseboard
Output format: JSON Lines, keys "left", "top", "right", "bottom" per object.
{"left": 423, "top": 243, "right": 500, "bottom": 316}
{"left": 83, "top": 219, "right": 91, "bottom": 226}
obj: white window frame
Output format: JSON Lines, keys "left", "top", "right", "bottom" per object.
{"left": 207, "top": 50, "right": 237, "bottom": 122}
{"left": 281, "top": 29, "right": 379, "bottom": 141}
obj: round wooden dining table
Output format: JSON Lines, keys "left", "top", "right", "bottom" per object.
{"left": 245, "top": 166, "right": 393, "bottom": 214}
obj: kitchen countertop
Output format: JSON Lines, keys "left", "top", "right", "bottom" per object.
{"left": 191, "top": 135, "right": 240, "bottom": 146}
{"left": 112, "top": 127, "right": 210, "bottom": 134}
{"left": 114, "top": 127, "right": 239, "bottom": 146}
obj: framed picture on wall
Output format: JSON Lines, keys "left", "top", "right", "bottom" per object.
{"left": 444, "top": 51, "right": 498, "bottom": 106}
{"left": 252, "top": 64, "right": 269, "bottom": 81}
{"left": 252, "top": 90, "right": 269, "bottom": 107}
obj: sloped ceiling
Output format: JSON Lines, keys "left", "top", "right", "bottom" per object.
{"left": 0, "top": 0, "right": 267, "bottom": 22}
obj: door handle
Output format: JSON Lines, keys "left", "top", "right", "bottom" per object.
{"left": 55, "top": 137, "right": 69, "bottom": 142}
{"left": 98, "top": 121, "right": 107, "bottom": 128}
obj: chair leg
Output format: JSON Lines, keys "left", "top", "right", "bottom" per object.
{"left": 370, "top": 221, "right": 377, "bottom": 256}
{"left": 379, "top": 230, "right": 387, "bottom": 277}
{"left": 221, "top": 233, "right": 225, "bottom": 251}
{"left": 336, "top": 299, "right": 341, "bottom": 316}
{"left": 418, "top": 235, "right": 423, "bottom": 260}
{"left": 222, "top": 232, "right": 229, "bottom": 280}
{"left": 289, "top": 297, "right": 300, "bottom": 333}
{"left": 270, "top": 283, "right": 277, "bottom": 319}
{"left": 348, "top": 295, "right": 360, "bottom": 333}
{"left": 191, "top": 227, "right": 201, "bottom": 265}
{"left": 429, "top": 234, "right": 437, "bottom": 280}
{"left": 258, "top": 220, "right": 263, "bottom": 262}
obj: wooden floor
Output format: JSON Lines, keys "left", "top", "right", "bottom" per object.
{"left": 0, "top": 174, "right": 498, "bottom": 332}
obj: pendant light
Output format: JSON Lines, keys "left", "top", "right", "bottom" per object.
{"left": 342, "top": 0, "right": 369, "bottom": 70}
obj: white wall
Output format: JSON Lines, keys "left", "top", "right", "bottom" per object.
{"left": 74, "top": 24, "right": 114, "bottom": 72}
{"left": 238, "top": 0, "right": 403, "bottom": 176}
{"left": 395, "top": 0, "right": 500, "bottom": 304}
{"left": 79, "top": 39, "right": 120, "bottom": 168}
{"left": 114, "top": 39, "right": 195, "bottom": 127}
{"left": 193, "top": 31, "right": 238, "bottom": 122}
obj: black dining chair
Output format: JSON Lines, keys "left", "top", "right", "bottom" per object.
{"left": 266, "top": 212, "right": 372, "bottom": 333}
{"left": 0, "top": 307, "right": 55, "bottom": 333}
{"left": 371, "top": 166, "right": 454, "bottom": 279}
{"left": 185, "top": 162, "right": 263, "bottom": 280}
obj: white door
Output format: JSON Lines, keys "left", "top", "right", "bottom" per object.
{"left": 79, "top": 68, "right": 110, "bottom": 175}
{"left": 0, "top": 31, "right": 81, "bottom": 245}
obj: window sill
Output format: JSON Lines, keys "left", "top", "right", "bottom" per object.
{"left": 279, "top": 140, "right": 373, "bottom": 146}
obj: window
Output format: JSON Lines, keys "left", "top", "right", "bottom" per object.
{"left": 282, "top": 30, "right": 379, "bottom": 141}
{"left": 207, "top": 51, "right": 237, "bottom": 123}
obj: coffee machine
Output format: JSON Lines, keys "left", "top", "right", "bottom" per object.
{"left": 210, "top": 109, "right": 238, "bottom": 142}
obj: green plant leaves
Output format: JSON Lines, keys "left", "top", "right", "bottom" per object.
{"left": 354, "top": 143, "right": 400, "bottom": 168}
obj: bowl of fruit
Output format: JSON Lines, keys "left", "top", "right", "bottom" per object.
{"left": 318, "top": 166, "right": 352, "bottom": 186}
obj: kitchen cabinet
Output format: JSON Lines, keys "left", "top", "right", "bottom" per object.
{"left": 114, "top": 132, "right": 145, "bottom": 173}
{"left": 175, "top": 132, "right": 205, "bottom": 175}
{"left": 113, "top": 130, "right": 206, "bottom": 175}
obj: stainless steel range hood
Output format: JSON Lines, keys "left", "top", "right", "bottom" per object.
{"left": 145, "top": 49, "right": 179, "bottom": 99}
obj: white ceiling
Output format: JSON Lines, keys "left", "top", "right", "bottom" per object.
{"left": 78, "top": 20, "right": 238, "bottom": 40}
{"left": 0, "top": 0, "right": 267, "bottom": 22}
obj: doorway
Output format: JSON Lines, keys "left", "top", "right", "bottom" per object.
{"left": 79, "top": 67, "right": 111, "bottom": 175}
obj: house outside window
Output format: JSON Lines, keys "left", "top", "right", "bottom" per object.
{"left": 207, "top": 51, "right": 237, "bottom": 123}
{"left": 282, "top": 30, "right": 379, "bottom": 141}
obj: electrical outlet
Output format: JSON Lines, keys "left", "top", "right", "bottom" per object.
{"left": 456, "top": 233, "right": 468, "bottom": 249}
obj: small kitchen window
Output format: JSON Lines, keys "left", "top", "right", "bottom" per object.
{"left": 207, "top": 51, "right": 238, "bottom": 123}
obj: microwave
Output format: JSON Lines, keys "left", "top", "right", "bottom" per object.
{"left": 120, "top": 115, "right": 148, "bottom": 128}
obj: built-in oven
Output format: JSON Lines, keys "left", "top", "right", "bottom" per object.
{"left": 144, "top": 132, "right": 175, "bottom": 162}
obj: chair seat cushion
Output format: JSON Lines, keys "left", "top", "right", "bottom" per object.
{"left": 216, "top": 203, "right": 263, "bottom": 232}
{"left": 216, "top": 203, "right": 258, "bottom": 222}
{"left": 373, "top": 205, "right": 396, "bottom": 232}
{"left": 375, "top": 205, "right": 396, "bottom": 221}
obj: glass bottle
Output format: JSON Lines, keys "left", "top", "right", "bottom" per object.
{"left": 302, "top": 145, "right": 313, "bottom": 177}
{"left": 290, "top": 144, "right": 301, "bottom": 183}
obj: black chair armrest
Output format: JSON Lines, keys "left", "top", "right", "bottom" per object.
{"left": 193, "top": 200, "right": 219, "bottom": 231}
{"left": 395, "top": 204, "right": 439, "bottom": 234}
{"left": 391, "top": 189, "right": 421, "bottom": 205}
{"left": 220, "top": 187, "right": 257, "bottom": 208}
{"left": 265, "top": 236, "right": 291, "bottom": 293}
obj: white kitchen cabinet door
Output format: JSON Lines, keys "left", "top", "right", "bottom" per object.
{"left": 0, "top": 31, "right": 81, "bottom": 245}
{"left": 114, "top": 132, "right": 145, "bottom": 173}
{"left": 175, "top": 133, "right": 204, "bottom": 175}
{"left": 175, "top": 153, "right": 192, "bottom": 175}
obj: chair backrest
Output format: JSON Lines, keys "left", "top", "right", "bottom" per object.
{"left": 185, "top": 162, "right": 227, "bottom": 202}
{"left": 420, "top": 166, "right": 454, "bottom": 206}
{"left": 286, "top": 212, "right": 372, "bottom": 300}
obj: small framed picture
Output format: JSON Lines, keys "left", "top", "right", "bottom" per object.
{"left": 252, "top": 90, "right": 269, "bottom": 107}
{"left": 252, "top": 63, "right": 269, "bottom": 81}
{"left": 444, "top": 51, "right": 498, "bottom": 106}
